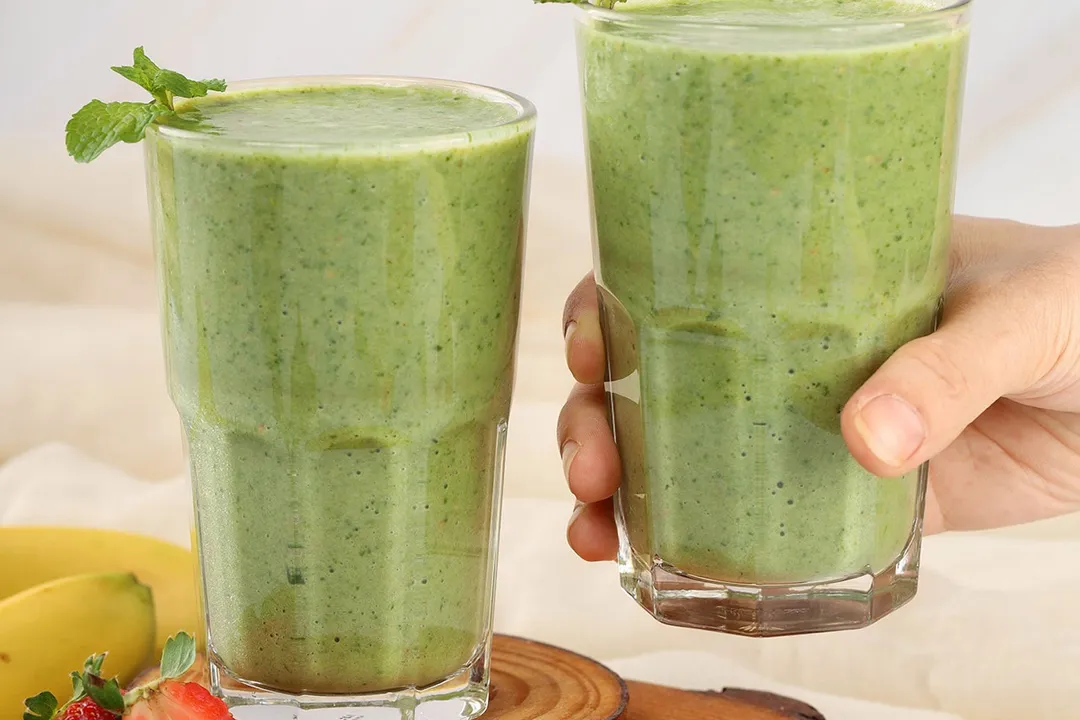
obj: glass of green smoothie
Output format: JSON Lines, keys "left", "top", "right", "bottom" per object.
{"left": 144, "top": 76, "right": 535, "bottom": 717}
{"left": 577, "top": 0, "right": 970, "bottom": 636}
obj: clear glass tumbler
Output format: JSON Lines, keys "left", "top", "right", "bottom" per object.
{"left": 577, "top": 2, "right": 971, "bottom": 636}
{"left": 145, "top": 76, "right": 535, "bottom": 718}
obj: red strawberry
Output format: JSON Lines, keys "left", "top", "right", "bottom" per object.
{"left": 24, "top": 633, "right": 234, "bottom": 720}
{"left": 57, "top": 698, "right": 115, "bottom": 720}
{"left": 127, "top": 681, "right": 232, "bottom": 720}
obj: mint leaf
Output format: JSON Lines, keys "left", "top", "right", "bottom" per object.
{"left": 112, "top": 47, "right": 225, "bottom": 109}
{"left": 112, "top": 47, "right": 165, "bottom": 104}
{"left": 86, "top": 679, "right": 125, "bottom": 714}
{"left": 65, "top": 99, "right": 170, "bottom": 163}
{"left": 133, "top": 46, "right": 161, "bottom": 74}
{"left": 69, "top": 46, "right": 227, "bottom": 162}
{"left": 23, "top": 692, "right": 58, "bottom": 720}
{"left": 153, "top": 69, "right": 227, "bottom": 101}
{"left": 159, "top": 632, "right": 197, "bottom": 679}
{"left": 111, "top": 64, "right": 154, "bottom": 91}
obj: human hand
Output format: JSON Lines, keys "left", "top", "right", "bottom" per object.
{"left": 557, "top": 217, "right": 1080, "bottom": 561}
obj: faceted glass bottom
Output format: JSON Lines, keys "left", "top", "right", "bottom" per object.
{"left": 213, "top": 649, "right": 489, "bottom": 720}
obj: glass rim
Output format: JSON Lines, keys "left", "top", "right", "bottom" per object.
{"left": 147, "top": 75, "right": 537, "bottom": 152}
{"left": 578, "top": 0, "right": 973, "bottom": 32}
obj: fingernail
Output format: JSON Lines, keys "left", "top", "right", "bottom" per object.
{"left": 561, "top": 440, "right": 580, "bottom": 481}
{"left": 568, "top": 501, "right": 586, "bottom": 531}
{"left": 564, "top": 321, "right": 578, "bottom": 364}
{"left": 854, "top": 395, "right": 927, "bottom": 468}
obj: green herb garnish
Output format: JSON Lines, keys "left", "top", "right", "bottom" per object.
{"left": 65, "top": 47, "right": 226, "bottom": 163}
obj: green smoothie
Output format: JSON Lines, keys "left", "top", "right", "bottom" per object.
{"left": 145, "top": 82, "right": 533, "bottom": 693}
{"left": 580, "top": 0, "right": 968, "bottom": 585}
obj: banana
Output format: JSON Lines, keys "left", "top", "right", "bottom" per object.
{"left": 0, "top": 526, "right": 201, "bottom": 656}
{"left": 0, "top": 573, "right": 156, "bottom": 718}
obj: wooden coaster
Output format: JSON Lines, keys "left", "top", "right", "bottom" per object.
{"left": 486, "top": 636, "right": 825, "bottom": 720}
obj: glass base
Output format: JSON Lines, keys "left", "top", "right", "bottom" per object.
{"left": 618, "top": 537, "right": 921, "bottom": 637}
{"left": 211, "top": 651, "right": 489, "bottom": 720}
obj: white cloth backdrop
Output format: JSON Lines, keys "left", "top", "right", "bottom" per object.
{"left": 1, "top": 1, "right": 1079, "bottom": 717}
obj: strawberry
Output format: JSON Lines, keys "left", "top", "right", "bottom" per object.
{"left": 127, "top": 681, "right": 232, "bottom": 720}
{"left": 57, "top": 698, "right": 115, "bottom": 720}
{"left": 24, "top": 633, "right": 234, "bottom": 720}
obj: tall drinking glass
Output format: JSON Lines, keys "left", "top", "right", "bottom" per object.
{"left": 144, "top": 76, "right": 535, "bottom": 718}
{"left": 578, "top": 1, "right": 970, "bottom": 635}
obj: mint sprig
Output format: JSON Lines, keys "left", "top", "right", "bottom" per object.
{"left": 65, "top": 47, "right": 226, "bottom": 163}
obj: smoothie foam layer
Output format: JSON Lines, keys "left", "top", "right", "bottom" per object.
{"left": 162, "top": 82, "right": 525, "bottom": 147}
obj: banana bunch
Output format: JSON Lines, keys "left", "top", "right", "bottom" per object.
{"left": 0, "top": 527, "right": 202, "bottom": 717}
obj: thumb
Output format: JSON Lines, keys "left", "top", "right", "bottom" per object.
{"left": 841, "top": 280, "right": 1059, "bottom": 477}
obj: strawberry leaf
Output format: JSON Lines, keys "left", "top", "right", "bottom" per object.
{"left": 70, "top": 671, "right": 87, "bottom": 702}
{"left": 160, "top": 632, "right": 197, "bottom": 679}
{"left": 86, "top": 679, "right": 125, "bottom": 714}
{"left": 83, "top": 653, "right": 107, "bottom": 677}
{"left": 64, "top": 653, "right": 107, "bottom": 706}
{"left": 23, "top": 691, "right": 58, "bottom": 720}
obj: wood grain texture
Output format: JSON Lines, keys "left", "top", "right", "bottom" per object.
{"left": 484, "top": 635, "right": 627, "bottom": 719}
{"left": 622, "top": 680, "right": 826, "bottom": 720}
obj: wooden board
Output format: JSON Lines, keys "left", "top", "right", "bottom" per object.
{"left": 136, "top": 634, "right": 824, "bottom": 719}
{"left": 486, "top": 636, "right": 824, "bottom": 720}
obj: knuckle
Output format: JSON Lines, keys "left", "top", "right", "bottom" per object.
{"left": 999, "top": 246, "right": 1077, "bottom": 383}
{"left": 905, "top": 335, "right": 971, "bottom": 400}
{"left": 556, "top": 396, "right": 575, "bottom": 447}
{"left": 556, "top": 384, "right": 605, "bottom": 447}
